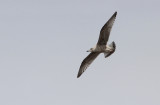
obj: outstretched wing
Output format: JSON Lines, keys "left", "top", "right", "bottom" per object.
{"left": 77, "top": 52, "right": 100, "bottom": 78}
{"left": 97, "top": 12, "right": 117, "bottom": 45}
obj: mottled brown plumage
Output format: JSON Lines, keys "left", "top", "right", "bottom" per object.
{"left": 77, "top": 12, "right": 117, "bottom": 78}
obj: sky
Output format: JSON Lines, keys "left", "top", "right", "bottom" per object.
{"left": 0, "top": 0, "right": 160, "bottom": 105}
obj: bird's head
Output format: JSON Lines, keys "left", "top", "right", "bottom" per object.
{"left": 87, "top": 48, "right": 94, "bottom": 52}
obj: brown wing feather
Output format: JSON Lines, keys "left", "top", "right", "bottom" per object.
{"left": 97, "top": 12, "right": 117, "bottom": 45}
{"left": 77, "top": 52, "right": 100, "bottom": 78}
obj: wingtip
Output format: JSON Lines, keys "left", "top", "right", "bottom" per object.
{"left": 77, "top": 76, "right": 80, "bottom": 78}
{"left": 77, "top": 73, "right": 81, "bottom": 78}
{"left": 114, "top": 11, "right": 117, "bottom": 16}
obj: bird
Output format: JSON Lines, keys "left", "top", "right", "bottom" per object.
{"left": 77, "top": 11, "right": 117, "bottom": 78}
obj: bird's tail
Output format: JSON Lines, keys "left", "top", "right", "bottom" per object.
{"left": 104, "top": 41, "right": 116, "bottom": 58}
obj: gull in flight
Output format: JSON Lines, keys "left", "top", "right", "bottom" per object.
{"left": 77, "top": 11, "right": 117, "bottom": 78}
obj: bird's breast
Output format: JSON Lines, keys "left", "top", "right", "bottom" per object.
{"left": 94, "top": 45, "right": 106, "bottom": 52}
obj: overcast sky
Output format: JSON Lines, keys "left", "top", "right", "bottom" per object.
{"left": 0, "top": 0, "right": 160, "bottom": 105}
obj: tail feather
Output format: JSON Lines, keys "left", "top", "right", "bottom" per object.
{"left": 109, "top": 41, "right": 116, "bottom": 48}
{"left": 104, "top": 41, "right": 116, "bottom": 58}
{"left": 104, "top": 52, "right": 112, "bottom": 58}
{"left": 104, "top": 52, "right": 109, "bottom": 58}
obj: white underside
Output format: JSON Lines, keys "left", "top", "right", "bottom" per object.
{"left": 92, "top": 45, "right": 114, "bottom": 53}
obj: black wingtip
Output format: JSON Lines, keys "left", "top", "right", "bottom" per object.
{"left": 112, "top": 41, "right": 116, "bottom": 49}
{"left": 114, "top": 11, "right": 117, "bottom": 16}
{"left": 77, "top": 72, "right": 81, "bottom": 78}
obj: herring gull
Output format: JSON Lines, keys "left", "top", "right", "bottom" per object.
{"left": 77, "top": 11, "right": 117, "bottom": 78}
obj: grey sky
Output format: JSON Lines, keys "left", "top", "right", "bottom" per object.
{"left": 0, "top": 0, "right": 160, "bottom": 105}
